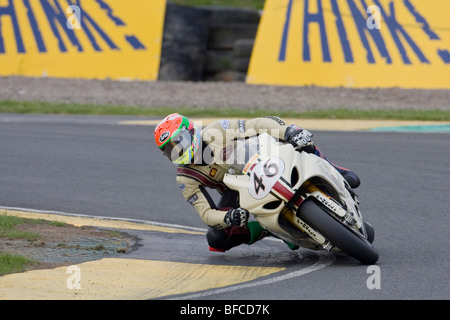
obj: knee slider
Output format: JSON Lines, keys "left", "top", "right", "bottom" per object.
{"left": 206, "top": 228, "right": 228, "bottom": 250}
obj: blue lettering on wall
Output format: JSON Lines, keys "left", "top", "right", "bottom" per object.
{"left": 403, "top": 0, "right": 439, "bottom": 40}
{"left": 70, "top": 0, "right": 119, "bottom": 51}
{"left": 277, "top": 0, "right": 450, "bottom": 65}
{"left": 437, "top": 49, "right": 450, "bottom": 64}
{"left": 40, "top": 0, "right": 83, "bottom": 52}
{"left": 0, "top": 0, "right": 25, "bottom": 53}
{"left": 0, "top": 0, "right": 147, "bottom": 54}
{"left": 95, "top": 0, "right": 125, "bottom": 26}
{"left": 303, "top": 0, "right": 331, "bottom": 62}
{"left": 23, "top": 0, "right": 46, "bottom": 52}
{"left": 331, "top": 0, "right": 353, "bottom": 63}
{"left": 347, "top": 0, "right": 391, "bottom": 64}
{"left": 403, "top": 0, "right": 449, "bottom": 64}
{"left": 278, "top": 0, "right": 293, "bottom": 61}
{"left": 374, "top": 0, "right": 429, "bottom": 64}
{"left": 125, "top": 35, "right": 145, "bottom": 50}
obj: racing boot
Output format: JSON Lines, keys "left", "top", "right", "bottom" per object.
{"left": 281, "top": 240, "right": 299, "bottom": 250}
{"left": 207, "top": 221, "right": 268, "bottom": 252}
{"left": 248, "top": 222, "right": 301, "bottom": 250}
{"left": 310, "top": 146, "right": 361, "bottom": 189}
{"left": 334, "top": 166, "right": 361, "bottom": 189}
{"left": 247, "top": 221, "right": 269, "bottom": 245}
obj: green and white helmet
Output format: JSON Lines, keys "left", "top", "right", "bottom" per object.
{"left": 154, "top": 113, "right": 201, "bottom": 165}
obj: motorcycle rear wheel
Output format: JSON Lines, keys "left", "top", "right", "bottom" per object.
{"left": 297, "top": 198, "right": 379, "bottom": 265}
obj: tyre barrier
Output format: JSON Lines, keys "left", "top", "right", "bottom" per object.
{"left": 159, "top": 4, "right": 260, "bottom": 82}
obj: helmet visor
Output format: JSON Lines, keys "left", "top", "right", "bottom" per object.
{"left": 160, "top": 127, "right": 194, "bottom": 164}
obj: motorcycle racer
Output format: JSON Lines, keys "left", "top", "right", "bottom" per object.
{"left": 154, "top": 113, "right": 360, "bottom": 252}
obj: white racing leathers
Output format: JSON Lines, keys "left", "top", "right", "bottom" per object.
{"left": 176, "top": 117, "right": 289, "bottom": 229}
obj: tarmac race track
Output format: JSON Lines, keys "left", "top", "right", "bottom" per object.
{"left": 0, "top": 113, "right": 449, "bottom": 300}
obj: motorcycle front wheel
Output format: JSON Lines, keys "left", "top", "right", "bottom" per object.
{"left": 297, "top": 198, "right": 379, "bottom": 265}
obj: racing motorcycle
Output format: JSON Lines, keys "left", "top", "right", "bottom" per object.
{"left": 223, "top": 133, "right": 378, "bottom": 265}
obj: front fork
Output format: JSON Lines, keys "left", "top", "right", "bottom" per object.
{"left": 281, "top": 181, "right": 369, "bottom": 250}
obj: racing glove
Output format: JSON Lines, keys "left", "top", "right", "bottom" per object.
{"left": 224, "top": 207, "right": 249, "bottom": 228}
{"left": 284, "top": 125, "right": 314, "bottom": 150}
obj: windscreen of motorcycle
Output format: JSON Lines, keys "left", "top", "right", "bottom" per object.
{"left": 225, "top": 136, "right": 261, "bottom": 174}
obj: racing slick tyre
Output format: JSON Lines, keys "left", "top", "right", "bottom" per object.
{"left": 297, "top": 198, "right": 379, "bottom": 265}
{"left": 364, "top": 221, "right": 375, "bottom": 244}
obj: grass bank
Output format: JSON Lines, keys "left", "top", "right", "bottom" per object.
{"left": 1, "top": 100, "right": 449, "bottom": 121}
{"left": 0, "top": 214, "right": 65, "bottom": 276}
{"left": 0, "top": 252, "right": 36, "bottom": 276}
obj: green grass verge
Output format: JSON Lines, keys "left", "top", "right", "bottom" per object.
{"left": 1, "top": 100, "right": 449, "bottom": 121}
{"left": 0, "top": 252, "right": 37, "bottom": 276}
{"left": 0, "top": 214, "right": 66, "bottom": 241}
{"left": 0, "top": 214, "right": 41, "bottom": 241}
{"left": 0, "top": 215, "right": 39, "bottom": 275}
{"left": 0, "top": 214, "right": 67, "bottom": 276}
